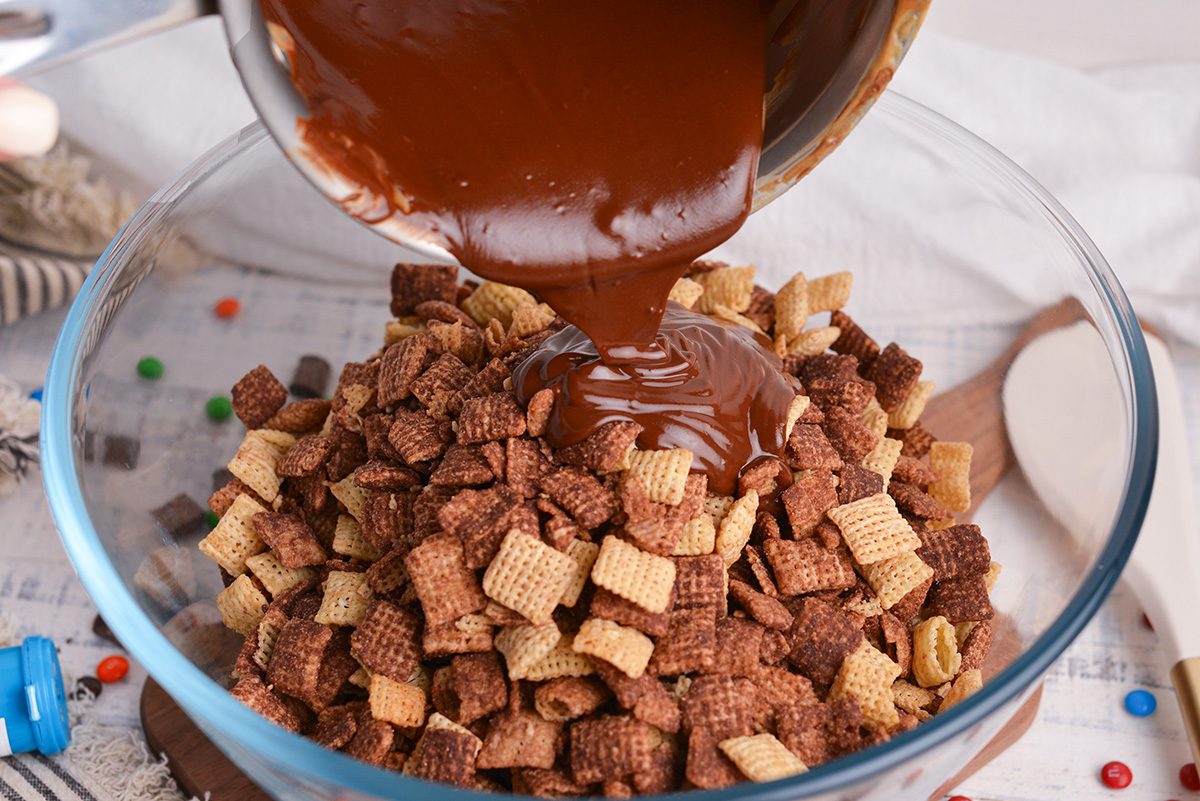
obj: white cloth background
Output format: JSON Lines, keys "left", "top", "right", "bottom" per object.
{"left": 22, "top": 16, "right": 1200, "bottom": 342}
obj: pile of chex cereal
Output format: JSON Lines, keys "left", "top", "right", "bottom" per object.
{"left": 198, "top": 261, "right": 1000, "bottom": 794}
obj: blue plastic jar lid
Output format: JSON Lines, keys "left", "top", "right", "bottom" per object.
{"left": 0, "top": 636, "right": 70, "bottom": 756}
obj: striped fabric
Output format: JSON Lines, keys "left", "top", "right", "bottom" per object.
{"left": 0, "top": 753, "right": 106, "bottom": 801}
{"left": 0, "top": 255, "right": 91, "bottom": 327}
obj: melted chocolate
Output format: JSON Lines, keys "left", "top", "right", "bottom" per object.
{"left": 261, "top": 0, "right": 766, "bottom": 362}
{"left": 261, "top": 0, "right": 817, "bottom": 490}
{"left": 513, "top": 304, "right": 802, "bottom": 495}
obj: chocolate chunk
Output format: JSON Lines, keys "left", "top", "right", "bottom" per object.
{"left": 71, "top": 675, "right": 103, "bottom": 700}
{"left": 92, "top": 614, "right": 120, "bottom": 647}
{"left": 289, "top": 355, "right": 331, "bottom": 399}
{"left": 211, "top": 467, "right": 235, "bottom": 493}
{"left": 101, "top": 435, "right": 139, "bottom": 469}
{"left": 151, "top": 493, "right": 207, "bottom": 538}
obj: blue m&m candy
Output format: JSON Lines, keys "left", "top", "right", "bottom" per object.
{"left": 1124, "top": 689, "right": 1156, "bottom": 717}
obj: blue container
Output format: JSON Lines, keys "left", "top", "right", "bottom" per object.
{"left": 0, "top": 636, "right": 70, "bottom": 756}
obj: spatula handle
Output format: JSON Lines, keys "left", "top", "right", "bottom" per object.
{"left": 1171, "top": 658, "right": 1200, "bottom": 768}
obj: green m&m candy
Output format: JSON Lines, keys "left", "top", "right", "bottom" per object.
{"left": 136, "top": 356, "right": 164, "bottom": 379}
{"left": 205, "top": 396, "right": 233, "bottom": 421}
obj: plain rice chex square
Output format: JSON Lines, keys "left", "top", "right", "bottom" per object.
{"left": 331, "top": 514, "right": 380, "bottom": 561}
{"left": 199, "top": 493, "right": 269, "bottom": 576}
{"left": 591, "top": 536, "right": 676, "bottom": 614}
{"left": 369, "top": 672, "right": 427, "bottom": 727}
{"left": 572, "top": 618, "right": 654, "bottom": 679}
{"left": 928, "top": 441, "right": 973, "bottom": 513}
{"left": 626, "top": 449, "right": 693, "bottom": 505}
{"left": 216, "top": 574, "right": 268, "bottom": 635}
{"left": 693, "top": 265, "right": 754, "bottom": 314}
{"left": 560, "top": 539, "right": 601, "bottom": 608}
{"left": 827, "top": 493, "right": 921, "bottom": 565}
{"left": 828, "top": 641, "right": 902, "bottom": 730}
{"left": 228, "top": 429, "right": 295, "bottom": 504}
{"left": 673, "top": 513, "right": 716, "bottom": 556}
{"left": 495, "top": 621, "right": 561, "bottom": 680}
{"left": 520, "top": 634, "right": 596, "bottom": 681}
{"left": 715, "top": 491, "right": 758, "bottom": 567}
{"left": 482, "top": 529, "right": 576, "bottom": 624}
{"left": 329, "top": 475, "right": 370, "bottom": 522}
{"left": 862, "top": 550, "right": 934, "bottom": 610}
{"left": 244, "top": 551, "right": 314, "bottom": 598}
{"left": 314, "top": 570, "right": 372, "bottom": 627}
{"left": 719, "top": 734, "right": 807, "bottom": 782}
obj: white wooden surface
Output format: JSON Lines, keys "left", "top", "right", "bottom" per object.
{"left": 3, "top": 295, "right": 1200, "bottom": 800}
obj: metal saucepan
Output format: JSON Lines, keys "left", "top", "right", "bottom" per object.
{"left": 0, "top": 0, "right": 929, "bottom": 261}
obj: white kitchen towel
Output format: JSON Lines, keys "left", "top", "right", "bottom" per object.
{"left": 21, "top": 23, "right": 1200, "bottom": 341}
{"left": 889, "top": 34, "right": 1200, "bottom": 344}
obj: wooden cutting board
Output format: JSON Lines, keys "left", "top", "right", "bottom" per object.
{"left": 141, "top": 301, "right": 1088, "bottom": 801}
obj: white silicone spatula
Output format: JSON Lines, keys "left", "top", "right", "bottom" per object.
{"left": 1003, "top": 321, "right": 1200, "bottom": 766}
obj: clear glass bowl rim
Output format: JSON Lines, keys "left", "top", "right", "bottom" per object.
{"left": 41, "top": 91, "right": 1157, "bottom": 800}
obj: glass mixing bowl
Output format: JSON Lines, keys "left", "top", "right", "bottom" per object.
{"left": 42, "top": 92, "right": 1155, "bottom": 801}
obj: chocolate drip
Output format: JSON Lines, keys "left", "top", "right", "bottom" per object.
{"left": 261, "top": 0, "right": 812, "bottom": 489}
{"left": 513, "top": 304, "right": 802, "bottom": 495}
{"left": 261, "top": 0, "right": 767, "bottom": 362}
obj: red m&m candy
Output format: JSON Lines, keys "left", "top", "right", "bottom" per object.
{"left": 1100, "top": 761, "right": 1132, "bottom": 789}
{"left": 1181, "top": 762, "right": 1200, "bottom": 791}
{"left": 97, "top": 655, "right": 129, "bottom": 683}
{"left": 213, "top": 297, "right": 241, "bottom": 319}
